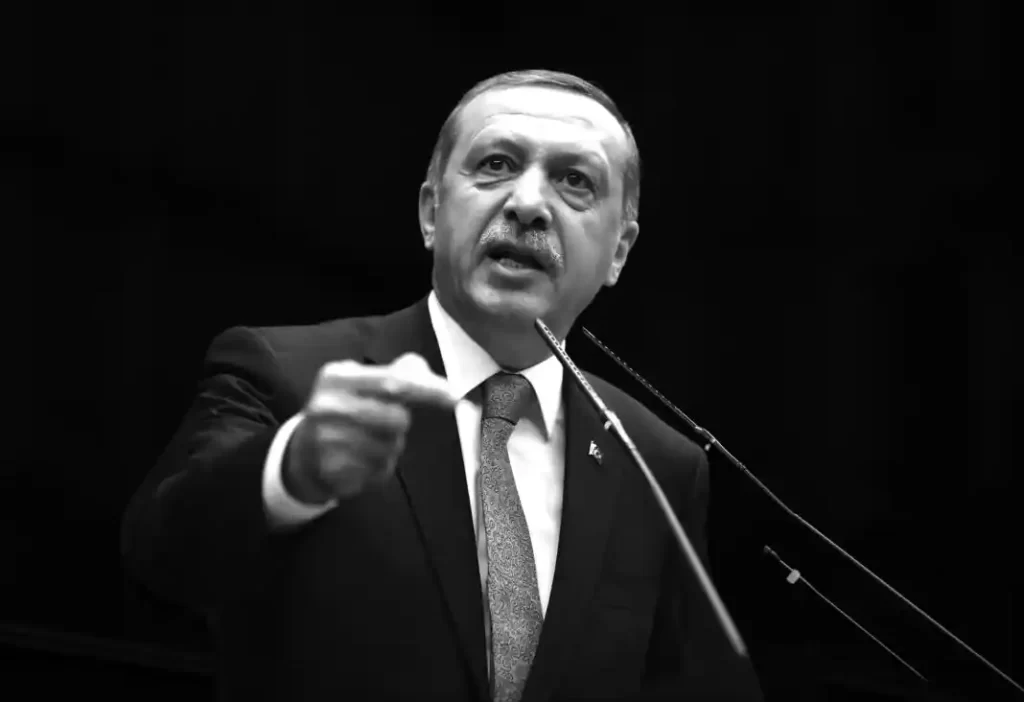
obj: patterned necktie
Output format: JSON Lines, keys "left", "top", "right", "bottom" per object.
{"left": 480, "top": 372, "right": 544, "bottom": 702}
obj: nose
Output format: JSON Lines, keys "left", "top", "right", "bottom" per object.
{"left": 503, "top": 165, "right": 551, "bottom": 230}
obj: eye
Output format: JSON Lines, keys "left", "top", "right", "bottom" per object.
{"left": 478, "top": 155, "right": 515, "bottom": 174}
{"left": 562, "top": 169, "right": 594, "bottom": 191}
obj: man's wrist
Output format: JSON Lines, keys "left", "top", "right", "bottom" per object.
{"left": 282, "top": 427, "right": 334, "bottom": 507}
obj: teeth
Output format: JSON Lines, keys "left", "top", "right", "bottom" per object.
{"left": 499, "top": 256, "right": 530, "bottom": 269}
{"left": 492, "top": 250, "right": 539, "bottom": 269}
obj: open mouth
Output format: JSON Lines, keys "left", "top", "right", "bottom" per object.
{"left": 486, "top": 244, "right": 546, "bottom": 271}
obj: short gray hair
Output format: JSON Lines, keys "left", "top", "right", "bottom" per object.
{"left": 424, "top": 69, "right": 641, "bottom": 222}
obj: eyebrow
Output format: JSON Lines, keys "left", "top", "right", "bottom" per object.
{"left": 469, "top": 135, "right": 610, "bottom": 174}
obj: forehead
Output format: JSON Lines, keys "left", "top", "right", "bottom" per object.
{"left": 453, "top": 86, "right": 630, "bottom": 167}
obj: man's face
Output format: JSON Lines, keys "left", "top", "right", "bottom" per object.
{"left": 420, "top": 85, "right": 639, "bottom": 340}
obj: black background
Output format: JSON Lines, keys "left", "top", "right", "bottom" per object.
{"left": 14, "top": 3, "right": 1017, "bottom": 700}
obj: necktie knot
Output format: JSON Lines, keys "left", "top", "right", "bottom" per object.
{"left": 482, "top": 372, "right": 534, "bottom": 425}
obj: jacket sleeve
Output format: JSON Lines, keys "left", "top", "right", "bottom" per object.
{"left": 120, "top": 325, "right": 300, "bottom": 614}
{"left": 263, "top": 411, "right": 338, "bottom": 527}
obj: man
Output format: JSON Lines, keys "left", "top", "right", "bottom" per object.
{"left": 121, "top": 69, "right": 763, "bottom": 702}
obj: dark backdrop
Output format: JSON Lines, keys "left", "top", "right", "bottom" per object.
{"left": 15, "top": 3, "right": 1017, "bottom": 700}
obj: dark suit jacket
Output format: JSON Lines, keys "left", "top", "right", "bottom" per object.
{"left": 121, "top": 295, "right": 763, "bottom": 702}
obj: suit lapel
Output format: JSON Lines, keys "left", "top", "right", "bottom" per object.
{"left": 522, "top": 375, "right": 624, "bottom": 702}
{"left": 364, "top": 298, "right": 625, "bottom": 702}
{"left": 364, "top": 296, "right": 489, "bottom": 702}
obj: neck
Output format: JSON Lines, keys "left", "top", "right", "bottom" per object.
{"left": 437, "top": 293, "right": 569, "bottom": 371}
{"left": 471, "top": 322, "right": 556, "bottom": 371}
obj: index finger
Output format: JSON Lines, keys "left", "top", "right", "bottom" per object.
{"left": 322, "top": 355, "right": 460, "bottom": 408}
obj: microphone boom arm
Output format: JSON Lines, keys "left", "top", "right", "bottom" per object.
{"left": 579, "top": 324, "right": 1024, "bottom": 697}
{"left": 534, "top": 319, "right": 748, "bottom": 659}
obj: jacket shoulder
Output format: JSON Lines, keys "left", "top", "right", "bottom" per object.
{"left": 196, "top": 312, "right": 389, "bottom": 418}
{"left": 203, "top": 311, "right": 384, "bottom": 367}
{"left": 251, "top": 312, "right": 384, "bottom": 358}
{"left": 583, "top": 371, "right": 705, "bottom": 465}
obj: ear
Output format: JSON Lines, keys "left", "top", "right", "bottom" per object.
{"left": 418, "top": 182, "right": 439, "bottom": 251}
{"left": 604, "top": 219, "right": 640, "bottom": 287}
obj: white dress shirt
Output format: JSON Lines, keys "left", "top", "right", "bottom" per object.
{"left": 261, "top": 291, "right": 567, "bottom": 665}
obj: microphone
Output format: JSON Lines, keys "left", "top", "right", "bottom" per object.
{"left": 533, "top": 318, "right": 748, "bottom": 659}
{"left": 579, "top": 324, "right": 1024, "bottom": 698}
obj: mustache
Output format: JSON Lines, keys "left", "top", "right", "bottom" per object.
{"left": 479, "top": 220, "right": 564, "bottom": 270}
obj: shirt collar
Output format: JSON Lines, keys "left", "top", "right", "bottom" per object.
{"left": 427, "top": 290, "right": 564, "bottom": 438}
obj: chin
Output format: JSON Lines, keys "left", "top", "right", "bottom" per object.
{"left": 467, "top": 283, "right": 550, "bottom": 328}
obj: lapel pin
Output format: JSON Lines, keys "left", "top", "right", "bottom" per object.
{"left": 588, "top": 440, "right": 602, "bottom": 465}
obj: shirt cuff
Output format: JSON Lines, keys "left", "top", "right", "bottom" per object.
{"left": 263, "top": 412, "right": 337, "bottom": 529}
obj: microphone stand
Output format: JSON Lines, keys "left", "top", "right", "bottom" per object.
{"left": 762, "top": 545, "right": 928, "bottom": 682}
{"left": 534, "top": 319, "right": 749, "bottom": 659}
{"left": 579, "top": 324, "right": 1024, "bottom": 698}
